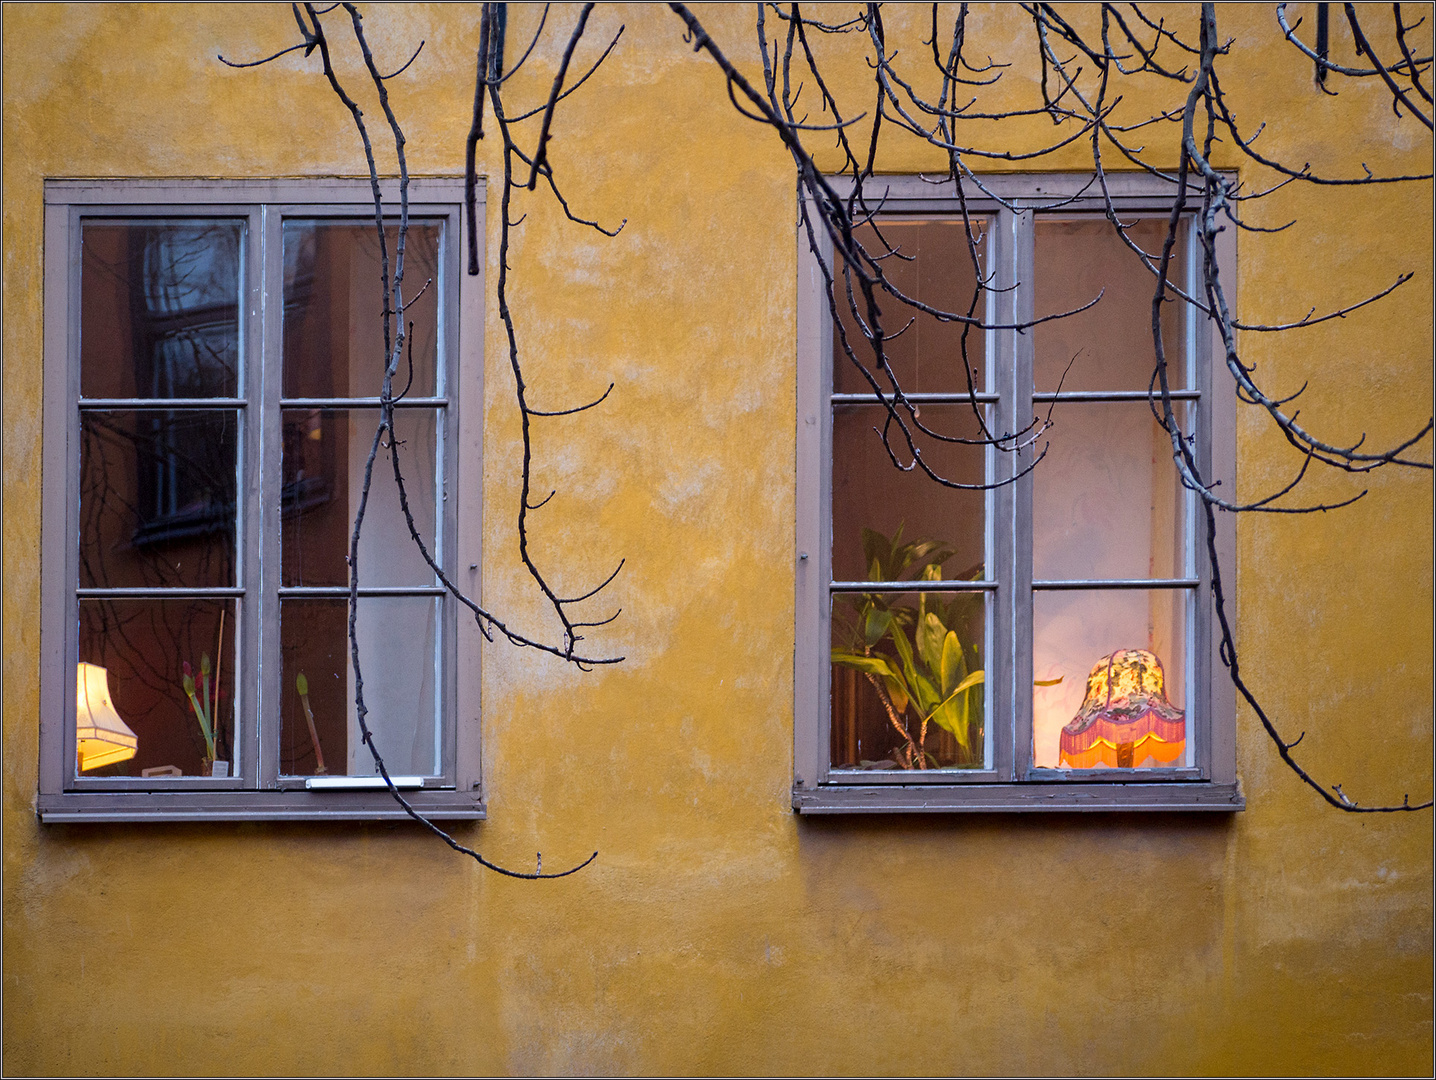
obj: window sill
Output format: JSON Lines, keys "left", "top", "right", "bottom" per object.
{"left": 792, "top": 781, "right": 1244, "bottom": 814}
{"left": 36, "top": 789, "right": 486, "bottom": 823}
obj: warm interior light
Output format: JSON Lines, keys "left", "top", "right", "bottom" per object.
{"left": 1059, "top": 649, "right": 1184, "bottom": 768}
{"left": 76, "top": 662, "right": 138, "bottom": 771}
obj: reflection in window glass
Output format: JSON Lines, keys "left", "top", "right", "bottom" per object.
{"left": 280, "top": 408, "right": 438, "bottom": 588}
{"left": 833, "top": 219, "right": 988, "bottom": 395}
{"left": 78, "top": 598, "right": 237, "bottom": 778}
{"left": 1033, "top": 401, "right": 1190, "bottom": 581}
{"left": 79, "top": 410, "right": 238, "bottom": 589}
{"left": 1033, "top": 589, "right": 1189, "bottom": 769}
{"left": 832, "top": 404, "right": 987, "bottom": 583}
{"left": 280, "top": 597, "right": 440, "bottom": 777}
{"left": 81, "top": 222, "right": 242, "bottom": 399}
{"left": 831, "top": 590, "right": 988, "bottom": 771}
{"left": 283, "top": 222, "right": 442, "bottom": 400}
{"left": 1033, "top": 218, "right": 1189, "bottom": 393}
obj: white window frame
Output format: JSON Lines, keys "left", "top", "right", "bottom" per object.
{"left": 38, "top": 178, "right": 487, "bottom": 821}
{"left": 794, "top": 173, "right": 1241, "bottom": 813}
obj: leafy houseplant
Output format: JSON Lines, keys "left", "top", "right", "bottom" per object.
{"left": 831, "top": 527, "right": 985, "bottom": 769}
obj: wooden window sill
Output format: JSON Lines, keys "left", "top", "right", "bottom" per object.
{"left": 792, "top": 781, "right": 1244, "bottom": 813}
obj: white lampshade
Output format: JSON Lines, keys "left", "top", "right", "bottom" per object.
{"left": 76, "top": 662, "right": 138, "bottom": 771}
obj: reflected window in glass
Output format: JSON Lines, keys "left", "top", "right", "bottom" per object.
{"left": 40, "top": 180, "right": 483, "bottom": 821}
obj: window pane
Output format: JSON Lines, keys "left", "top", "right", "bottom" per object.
{"left": 831, "top": 590, "right": 989, "bottom": 771}
{"left": 834, "top": 219, "right": 988, "bottom": 395}
{"left": 280, "top": 597, "right": 441, "bottom": 777}
{"left": 283, "top": 221, "right": 441, "bottom": 400}
{"left": 80, "top": 410, "right": 238, "bottom": 589}
{"left": 281, "top": 407, "right": 439, "bottom": 588}
{"left": 1033, "top": 588, "right": 1190, "bottom": 769}
{"left": 832, "top": 404, "right": 987, "bottom": 582}
{"left": 77, "top": 598, "right": 237, "bottom": 778}
{"left": 1033, "top": 218, "right": 1189, "bottom": 393}
{"left": 1033, "top": 401, "right": 1191, "bottom": 582}
{"left": 81, "top": 222, "right": 242, "bottom": 399}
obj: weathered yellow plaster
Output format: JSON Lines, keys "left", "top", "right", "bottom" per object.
{"left": 4, "top": 4, "right": 1430, "bottom": 1074}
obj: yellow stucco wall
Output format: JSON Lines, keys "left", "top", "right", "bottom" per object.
{"left": 4, "top": 4, "right": 1431, "bottom": 1074}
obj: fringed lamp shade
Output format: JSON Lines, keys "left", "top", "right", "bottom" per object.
{"left": 76, "top": 662, "right": 138, "bottom": 771}
{"left": 1059, "top": 649, "right": 1184, "bottom": 769}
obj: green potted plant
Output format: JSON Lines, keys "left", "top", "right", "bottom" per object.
{"left": 831, "top": 527, "right": 985, "bottom": 769}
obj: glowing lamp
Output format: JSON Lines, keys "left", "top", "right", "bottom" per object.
{"left": 1059, "top": 649, "right": 1184, "bottom": 769}
{"left": 76, "top": 662, "right": 138, "bottom": 771}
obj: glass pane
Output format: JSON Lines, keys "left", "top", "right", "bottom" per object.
{"left": 1033, "top": 588, "right": 1190, "bottom": 770}
{"left": 1033, "top": 218, "right": 1190, "bottom": 393}
{"left": 1033, "top": 401, "right": 1190, "bottom": 582}
{"left": 280, "top": 596, "right": 441, "bottom": 777}
{"left": 832, "top": 404, "right": 987, "bottom": 583}
{"left": 283, "top": 221, "right": 441, "bottom": 400}
{"left": 831, "top": 590, "right": 989, "bottom": 771}
{"left": 281, "top": 408, "right": 438, "bottom": 588}
{"left": 81, "top": 221, "right": 242, "bottom": 399}
{"left": 80, "top": 410, "right": 238, "bottom": 589}
{"left": 77, "top": 598, "right": 237, "bottom": 778}
{"left": 834, "top": 219, "right": 988, "bottom": 395}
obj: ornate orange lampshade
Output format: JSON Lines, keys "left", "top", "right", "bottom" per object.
{"left": 76, "top": 662, "right": 138, "bottom": 771}
{"left": 1059, "top": 649, "right": 1185, "bottom": 769}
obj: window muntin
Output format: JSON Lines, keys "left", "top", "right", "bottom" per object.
{"left": 40, "top": 180, "right": 483, "bottom": 820}
{"left": 796, "top": 174, "right": 1238, "bottom": 811}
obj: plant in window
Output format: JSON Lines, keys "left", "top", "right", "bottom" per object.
{"left": 832, "top": 527, "right": 985, "bottom": 769}
{"left": 180, "top": 651, "right": 226, "bottom": 776}
{"left": 671, "top": 3, "right": 1431, "bottom": 812}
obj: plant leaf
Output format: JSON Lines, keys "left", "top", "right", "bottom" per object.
{"left": 861, "top": 528, "right": 887, "bottom": 580}
{"left": 939, "top": 630, "right": 966, "bottom": 697}
{"left": 830, "top": 650, "right": 899, "bottom": 680}
{"left": 883, "top": 676, "right": 910, "bottom": 716}
{"left": 863, "top": 605, "right": 893, "bottom": 648}
{"left": 911, "top": 671, "right": 940, "bottom": 714}
{"left": 832, "top": 650, "right": 911, "bottom": 716}
{"left": 889, "top": 623, "right": 918, "bottom": 689}
{"left": 928, "top": 670, "right": 984, "bottom": 748}
{"left": 916, "top": 612, "right": 946, "bottom": 675}
{"left": 1034, "top": 676, "right": 1064, "bottom": 687}
{"left": 927, "top": 698, "right": 961, "bottom": 739}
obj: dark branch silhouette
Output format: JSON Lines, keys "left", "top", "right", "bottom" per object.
{"left": 671, "top": 1, "right": 1431, "bottom": 809}
{"left": 222, "top": 0, "right": 628, "bottom": 872}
